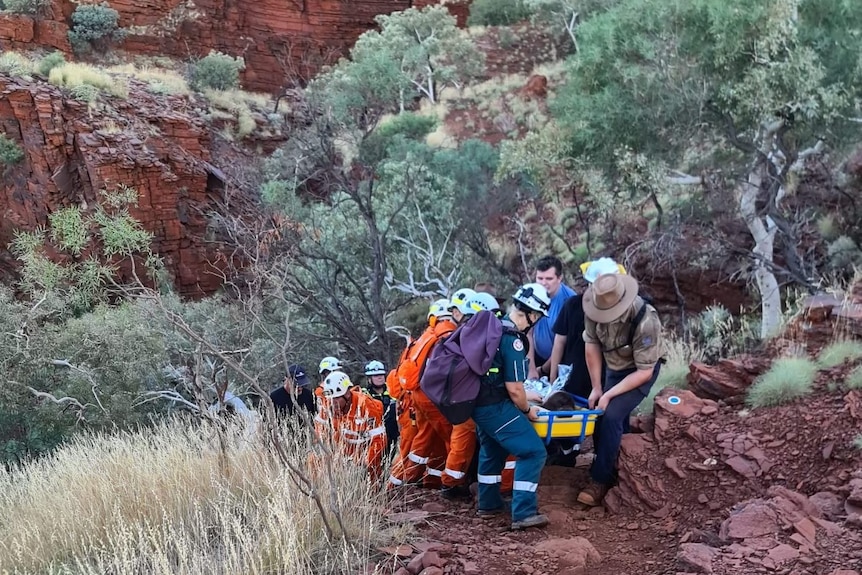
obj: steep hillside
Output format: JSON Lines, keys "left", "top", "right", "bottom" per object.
{"left": 0, "top": 70, "right": 262, "bottom": 296}
{"left": 0, "top": 0, "right": 470, "bottom": 93}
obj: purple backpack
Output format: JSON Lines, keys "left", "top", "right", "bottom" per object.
{"left": 419, "top": 311, "right": 503, "bottom": 424}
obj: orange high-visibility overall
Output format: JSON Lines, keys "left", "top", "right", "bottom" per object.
{"left": 315, "top": 387, "right": 386, "bottom": 479}
{"left": 386, "top": 367, "right": 418, "bottom": 486}
{"left": 441, "top": 418, "right": 477, "bottom": 488}
{"left": 399, "top": 318, "right": 456, "bottom": 487}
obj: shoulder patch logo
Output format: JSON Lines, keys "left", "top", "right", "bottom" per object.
{"left": 642, "top": 337, "right": 652, "bottom": 346}
{"left": 513, "top": 339, "right": 524, "bottom": 352}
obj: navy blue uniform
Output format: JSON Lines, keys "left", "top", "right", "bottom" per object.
{"left": 473, "top": 324, "right": 547, "bottom": 522}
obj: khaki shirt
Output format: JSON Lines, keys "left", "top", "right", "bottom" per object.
{"left": 583, "top": 296, "right": 664, "bottom": 371}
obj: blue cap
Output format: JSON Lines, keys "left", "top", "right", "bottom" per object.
{"left": 288, "top": 364, "right": 311, "bottom": 387}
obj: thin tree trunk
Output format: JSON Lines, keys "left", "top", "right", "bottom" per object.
{"left": 736, "top": 165, "right": 781, "bottom": 338}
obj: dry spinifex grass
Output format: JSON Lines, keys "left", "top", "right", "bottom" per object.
{"left": 0, "top": 418, "right": 395, "bottom": 575}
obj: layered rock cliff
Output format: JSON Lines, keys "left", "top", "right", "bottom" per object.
{"left": 0, "top": 0, "right": 471, "bottom": 93}
{"left": 0, "top": 73, "right": 247, "bottom": 297}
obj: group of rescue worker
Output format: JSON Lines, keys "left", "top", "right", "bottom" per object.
{"left": 271, "top": 255, "right": 665, "bottom": 531}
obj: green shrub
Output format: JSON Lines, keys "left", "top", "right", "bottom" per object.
{"left": 37, "top": 51, "right": 66, "bottom": 76}
{"left": 190, "top": 51, "right": 244, "bottom": 91}
{"left": 816, "top": 214, "right": 839, "bottom": 241}
{"left": 827, "top": 236, "right": 862, "bottom": 271}
{"left": 855, "top": 434, "right": 862, "bottom": 450}
{"left": 688, "top": 305, "right": 760, "bottom": 363}
{"left": 468, "top": 0, "right": 532, "bottom": 26}
{"left": 847, "top": 365, "right": 862, "bottom": 390}
{"left": 0, "top": 133, "right": 24, "bottom": 166}
{"left": 359, "top": 112, "right": 437, "bottom": 164}
{"left": 2, "top": 0, "right": 51, "bottom": 15}
{"left": 67, "top": 3, "right": 126, "bottom": 55}
{"left": 746, "top": 357, "right": 818, "bottom": 408}
{"left": 817, "top": 340, "right": 862, "bottom": 368}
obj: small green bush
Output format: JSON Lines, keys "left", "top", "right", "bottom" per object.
{"left": 746, "top": 357, "right": 818, "bottom": 408}
{"left": 468, "top": 0, "right": 532, "bottom": 26}
{"left": 817, "top": 340, "right": 862, "bottom": 368}
{"left": 854, "top": 434, "right": 862, "bottom": 450}
{"left": 3, "top": 0, "right": 51, "bottom": 15}
{"left": 67, "top": 3, "right": 126, "bottom": 55}
{"left": 190, "top": 51, "right": 244, "bottom": 91}
{"left": 359, "top": 112, "right": 437, "bottom": 164}
{"left": 816, "top": 214, "right": 839, "bottom": 241}
{"left": 827, "top": 236, "right": 862, "bottom": 271}
{"left": 0, "top": 134, "right": 24, "bottom": 166}
{"left": 846, "top": 365, "right": 862, "bottom": 390}
{"left": 37, "top": 51, "right": 66, "bottom": 76}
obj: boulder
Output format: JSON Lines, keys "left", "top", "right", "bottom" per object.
{"left": 720, "top": 502, "right": 780, "bottom": 540}
{"left": 676, "top": 543, "right": 719, "bottom": 573}
{"left": 519, "top": 74, "right": 548, "bottom": 100}
{"left": 534, "top": 536, "right": 601, "bottom": 572}
{"left": 687, "top": 356, "right": 769, "bottom": 402}
{"left": 604, "top": 434, "right": 666, "bottom": 513}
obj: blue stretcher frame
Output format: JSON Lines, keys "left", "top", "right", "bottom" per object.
{"left": 534, "top": 393, "right": 604, "bottom": 445}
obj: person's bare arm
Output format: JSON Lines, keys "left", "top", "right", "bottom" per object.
{"left": 548, "top": 334, "right": 567, "bottom": 382}
{"left": 585, "top": 342, "right": 604, "bottom": 408}
{"left": 526, "top": 331, "right": 539, "bottom": 379}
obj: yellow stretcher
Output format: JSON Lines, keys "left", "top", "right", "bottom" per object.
{"left": 530, "top": 394, "right": 603, "bottom": 445}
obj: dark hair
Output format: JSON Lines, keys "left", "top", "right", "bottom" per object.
{"left": 535, "top": 255, "right": 563, "bottom": 277}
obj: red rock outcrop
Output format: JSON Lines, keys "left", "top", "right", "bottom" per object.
{"left": 0, "top": 0, "right": 472, "bottom": 93}
{"left": 687, "top": 355, "right": 770, "bottom": 403}
{"left": 0, "top": 73, "right": 251, "bottom": 297}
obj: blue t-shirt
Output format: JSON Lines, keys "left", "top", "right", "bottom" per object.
{"left": 533, "top": 283, "right": 576, "bottom": 361}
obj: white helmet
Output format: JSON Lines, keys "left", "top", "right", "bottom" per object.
{"left": 448, "top": 288, "right": 476, "bottom": 315}
{"left": 364, "top": 360, "right": 386, "bottom": 376}
{"left": 318, "top": 356, "right": 342, "bottom": 374}
{"left": 321, "top": 371, "right": 352, "bottom": 398}
{"left": 467, "top": 292, "right": 500, "bottom": 314}
{"left": 581, "top": 257, "right": 626, "bottom": 283}
{"left": 513, "top": 283, "right": 551, "bottom": 316}
{"left": 428, "top": 298, "right": 453, "bottom": 319}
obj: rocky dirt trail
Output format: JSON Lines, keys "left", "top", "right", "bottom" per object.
{"left": 372, "top": 293, "right": 862, "bottom": 575}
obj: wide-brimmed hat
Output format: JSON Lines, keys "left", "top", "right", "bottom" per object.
{"left": 583, "top": 273, "right": 639, "bottom": 323}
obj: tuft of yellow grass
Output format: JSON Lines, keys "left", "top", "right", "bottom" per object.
{"left": 204, "top": 88, "right": 273, "bottom": 113}
{"left": 108, "top": 63, "right": 190, "bottom": 96}
{"left": 48, "top": 62, "right": 128, "bottom": 99}
{"left": 0, "top": 418, "right": 393, "bottom": 574}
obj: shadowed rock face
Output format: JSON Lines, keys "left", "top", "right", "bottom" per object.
{"left": 0, "top": 0, "right": 471, "bottom": 93}
{"left": 0, "top": 74, "right": 250, "bottom": 297}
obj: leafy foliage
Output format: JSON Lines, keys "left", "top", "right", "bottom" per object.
{"left": 2, "top": 0, "right": 51, "bottom": 15}
{"left": 11, "top": 185, "right": 153, "bottom": 313}
{"left": 190, "top": 51, "right": 245, "bottom": 91}
{"left": 67, "top": 3, "right": 127, "bottom": 55}
{"left": 0, "top": 133, "right": 24, "bottom": 166}
{"left": 848, "top": 366, "right": 862, "bottom": 390}
{"left": 37, "top": 51, "right": 66, "bottom": 76}
{"left": 260, "top": 33, "right": 512, "bottom": 364}
{"left": 352, "top": 6, "right": 485, "bottom": 104}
